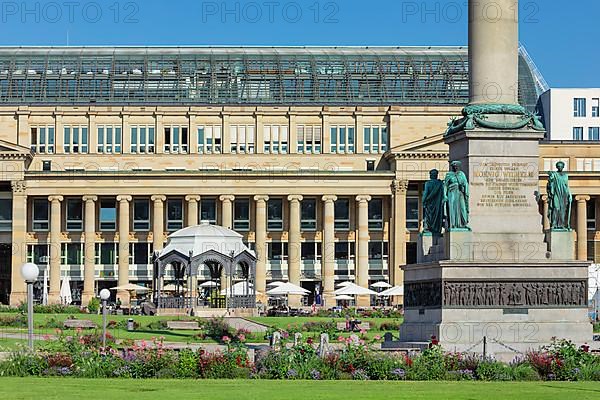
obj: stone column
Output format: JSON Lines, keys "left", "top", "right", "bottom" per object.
{"left": 220, "top": 195, "right": 235, "bottom": 229}
{"left": 82, "top": 195, "right": 97, "bottom": 305}
{"left": 254, "top": 195, "right": 269, "bottom": 296}
{"left": 321, "top": 195, "right": 337, "bottom": 305}
{"left": 48, "top": 195, "right": 63, "bottom": 303}
{"left": 151, "top": 195, "right": 166, "bottom": 252}
{"left": 287, "top": 195, "right": 303, "bottom": 306}
{"left": 576, "top": 195, "right": 590, "bottom": 261}
{"left": 541, "top": 194, "right": 550, "bottom": 232}
{"left": 9, "top": 181, "right": 27, "bottom": 306}
{"left": 356, "top": 195, "right": 372, "bottom": 307}
{"left": 117, "top": 196, "right": 132, "bottom": 304}
{"left": 390, "top": 180, "right": 408, "bottom": 288}
{"left": 469, "top": 0, "right": 519, "bottom": 105}
{"left": 185, "top": 195, "right": 200, "bottom": 227}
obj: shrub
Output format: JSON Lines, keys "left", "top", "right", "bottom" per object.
{"left": 204, "top": 317, "right": 233, "bottom": 341}
{"left": 146, "top": 319, "right": 169, "bottom": 330}
{"left": 0, "top": 314, "right": 26, "bottom": 327}
{"left": 87, "top": 298, "right": 100, "bottom": 313}
{"left": 177, "top": 349, "right": 199, "bottom": 378}
{"left": 406, "top": 345, "right": 447, "bottom": 380}
{"left": 476, "top": 359, "right": 512, "bottom": 381}
{"left": 378, "top": 321, "right": 401, "bottom": 331}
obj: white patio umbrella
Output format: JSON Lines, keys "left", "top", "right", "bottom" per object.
{"left": 110, "top": 283, "right": 150, "bottom": 292}
{"left": 59, "top": 276, "right": 72, "bottom": 305}
{"left": 334, "top": 283, "right": 378, "bottom": 296}
{"left": 267, "top": 281, "right": 286, "bottom": 287}
{"left": 199, "top": 281, "right": 218, "bottom": 288}
{"left": 266, "top": 282, "right": 309, "bottom": 296}
{"left": 162, "top": 283, "right": 189, "bottom": 292}
{"left": 335, "top": 294, "right": 354, "bottom": 301}
{"left": 371, "top": 281, "right": 392, "bottom": 289}
{"left": 336, "top": 281, "right": 353, "bottom": 288}
{"left": 220, "top": 281, "right": 255, "bottom": 296}
{"left": 378, "top": 285, "right": 404, "bottom": 296}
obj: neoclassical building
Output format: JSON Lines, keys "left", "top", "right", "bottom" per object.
{"left": 0, "top": 46, "right": 597, "bottom": 307}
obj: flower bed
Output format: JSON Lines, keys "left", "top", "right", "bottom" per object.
{"left": 0, "top": 332, "right": 598, "bottom": 381}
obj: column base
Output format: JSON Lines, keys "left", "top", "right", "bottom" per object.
{"left": 9, "top": 291, "right": 26, "bottom": 307}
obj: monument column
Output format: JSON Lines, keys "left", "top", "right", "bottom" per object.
{"left": 117, "top": 195, "right": 132, "bottom": 304}
{"left": 391, "top": 180, "right": 408, "bottom": 288}
{"left": 254, "top": 195, "right": 269, "bottom": 295}
{"left": 287, "top": 195, "right": 303, "bottom": 306}
{"left": 469, "top": 0, "right": 519, "bottom": 105}
{"left": 82, "top": 195, "right": 97, "bottom": 305}
{"left": 321, "top": 195, "right": 337, "bottom": 304}
{"left": 48, "top": 195, "right": 63, "bottom": 303}
{"left": 185, "top": 195, "right": 200, "bottom": 227}
{"left": 541, "top": 195, "right": 550, "bottom": 231}
{"left": 220, "top": 195, "right": 235, "bottom": 229}
{"left": 356, "top": 195, "right": 372, "bottom": 306}
{"left": 576, "top": 195, "right": 590, "bottom": 261}
{"left": 9, "top": 181, "right": 27, "bottom": 306}
{"left": 151, "top": 195, "right": 166, "bottom": 252}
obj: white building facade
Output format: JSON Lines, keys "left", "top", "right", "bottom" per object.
{"left": 540, "top": 88, "right": 600, "bottom": 141}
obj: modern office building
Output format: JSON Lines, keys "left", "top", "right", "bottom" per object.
{"left": 539, "top": 88, "right": 600, "bottom": 141}
{"left": 0, "top": 46, "right": 598, "bottom": 307}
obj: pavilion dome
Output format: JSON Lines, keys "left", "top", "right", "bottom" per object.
{"left": 159, "top": 221, "right": 254, "bottom": 259}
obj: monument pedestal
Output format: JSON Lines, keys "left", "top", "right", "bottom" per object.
{"left": 417, "top": 233, "right": 445, "bottom": 263}
{"left": 546, "top": 230, "right": 576, "bottom": 260}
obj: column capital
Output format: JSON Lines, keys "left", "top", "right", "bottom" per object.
{"left": 575, "top": 195, "right": 591, "bottom": 202}
{"left": 254, "top": 195, "right": 269, "bottom": 203}
{"left": 391, "top": 179, "right": 409, "bottom": 195}
{"left": 82, "top": 195, "right": 98, "bottom": 202}
{"left": 219, "top": 195, "right": 236, "bottom": 202}
{"left": 11, "top": 180, "right": 26, "bottom": 193}
{"left": 117, "top": 195, "right": 132, "bottom": 203}
{"left": 322, "top": 195, "right": 338, "bottom": 203}
{"left": 185, "top": 195, "right": 201, "bottom": 202}
{"left": 287, "top": 195, "right": 304, "bottom": 202}
{"left": 48, "top": 195, "right": 64, "bottom": 202}
{"left": 355, "top": 195, "right": 372, "bottom": 203}
{"left": 151, "top": 195, "right": 167, "bottom": 203}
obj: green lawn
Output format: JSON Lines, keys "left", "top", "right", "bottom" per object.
{"left": 0, "top": 379, "right": 599, "bottom": 400}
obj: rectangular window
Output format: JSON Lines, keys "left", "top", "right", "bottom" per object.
{"left": 587, "top": 199, "right": 596, "bottom": 230}
{"left": 200, "top": 198, "right": 217, "bottom": 224}
{"left": 95, "top": 243, "right": 118, "bottom": 265}
{"left": 573, "top": 127, "right": 584, "bottom": 141}
{"left": 130, "top": 126, "right": 155, "bottom": 154}
{"left": 164, "top": 126, "right": 189, "bottom": 154}
{"left": 363, "top": 126, "right": 388, "bottom": 153}
{"left": 334, "top": 242, "right": 355, "bottom": 260}
{"left": 133, "top": 199, "right": 150, "bottom": 231}
{"left": 233, "top": 198, "right": 250, "bottom": 231}
{"left": 334, "top": 198, "right": 350, "bottom": 230}
{"left": 574, "top": 98, "right": 587, "bottom": 117}
{"left": 63, "top": 126, "right": 88, "bottom": 154}
{"left": 368, "top": 241, "right": 389, "bottom": 259}
{"left": 368, "top": 198, "right": 384, "bottom": 230}
{"left": 97, "top": 126, "right": 122, "bottom": 154}
{"left": 230, "top": 125, "right": 255, "bottom": 154}
{"left": 32, "top": 199, "right": 49, "bottom": 231}
{"left": 301, "top": 198, "right": 317, "bottom": 231}
{"left": 592, "top": 98, "right": 600, "bottom": 118}
{"left": 27, "top": 244, "right": 49, "bottom": 265}
{"left": 268, "top": 242, "right": 288, "bottom": 261}
{"left": 99, "top": 199, "right": 117, "bottom": 231}
{"left": 65, "top": 198, "right": 83, "bottom": 231}
{"left": 166, "top": 199, "right": 184, "bottom": 231}
{"left": 61, "top": 243, "right": 83, "bottom": 265}
{"left": 297, "top": 125, "right": 322, "bottom": 154}
{"left": 406, "top": 196, "right": 419, "bottom": 231}
{"left": 130, "top": 242, "right": 152, "bottom": 265}
{"left": 589, "top": 127, "right": 600, "bottom": 141}
{"left": 267, "top": 198, "right": 284, "bottom": 231}
{"left": 30, "top": 126, "right": 55, "bottom": 154}
{"left": 301, "top": 242, "right": 322, "bottom": 261}
{"left": 0, "top": 196, "right": 12, "bottom": 231}
{"left": 198, "top": 126, "right": 222, "bottom": 154}
{"left": 263, "top": 125, "right": 289, "bottom": 154}
{"left": 330, "top": 126, "right": 355, "bottom": 153}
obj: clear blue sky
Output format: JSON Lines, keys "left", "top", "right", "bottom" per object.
{"left": 0, "top": 0, "right": 597, "bottom": 87}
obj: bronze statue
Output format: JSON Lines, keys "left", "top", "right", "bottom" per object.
{"left": 547, "top": 161, "right": 572, "bottom": 230}
{"left": 422, "top": 169, "right": 445, "bottom": 236}
{"left": 444, "top": 161, "right": 470, "bottom": 230}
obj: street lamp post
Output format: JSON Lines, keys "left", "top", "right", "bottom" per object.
{"left": 21, "top": 263, "right": 40, "bottom": 351}
{"left": 99, "top": 288, "right": 111, "bottom": 347}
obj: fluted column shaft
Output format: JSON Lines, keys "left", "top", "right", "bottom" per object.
{"left": 117, "top": 195, "right": 132, "bottom": 304}
{"left": 576, "top": 195, "right": 590, "bottom": 261}
{"left": 288, "top": 195, "right": 303, "bottom": 306}
{"left": 152, "top": 195, "right": 166, "bottom": 252}
{"left": 322, "top": 195, "right": 337, "bottom": 304}
{"left": 356, "top": 195, "right": 372, "bottom": 306}
{"left": 48, "top": 195, "right": 63, "bottom": 303}
{"left": 391, "top": 181, "right": 408, "bottom": 288}
{"left": 254, "top": 195, "right": 269, "bottom": 295}
{"left": 220, "top": 195, "right": 235, "bottom": 229}
{"left": 9, "top": 181, "right": 27, "bottom": 306}
{"left": 186, "top": 195, "right": 200, "bottom": 227}
{"left": 82, "top": 195, "right": 97, "bottom": 305}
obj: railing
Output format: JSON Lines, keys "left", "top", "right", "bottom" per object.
{"left": 158, "top": 296, "right": 196, "bottom": 309}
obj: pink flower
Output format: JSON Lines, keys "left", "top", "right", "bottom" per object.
{"left": 222, "top": 335, "right": 231, "bottom": 343}
{"left": 337, "top": 336, "right": 345, "bottom": 342}
{"left": 42, "top": 334, "right": 51, "bottom": 341}
{"left": 360, "top": 329, "right": 367, "bottom": 335}
{"left": 374, "top": 335, "right": 381, "bottom": 341}
{"left": 237, "top": 334, "right": 246, "bottom": 342}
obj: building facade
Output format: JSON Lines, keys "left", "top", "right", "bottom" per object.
{"left": 540, "top": 88, "right": 600, "bottom": 141}
{"left": 0, "top": 46, "right": 597, "bottom": 307}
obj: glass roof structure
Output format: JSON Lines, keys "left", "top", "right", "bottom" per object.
{"left": 0, "top": 46, "right": 544, "bottom": 110}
